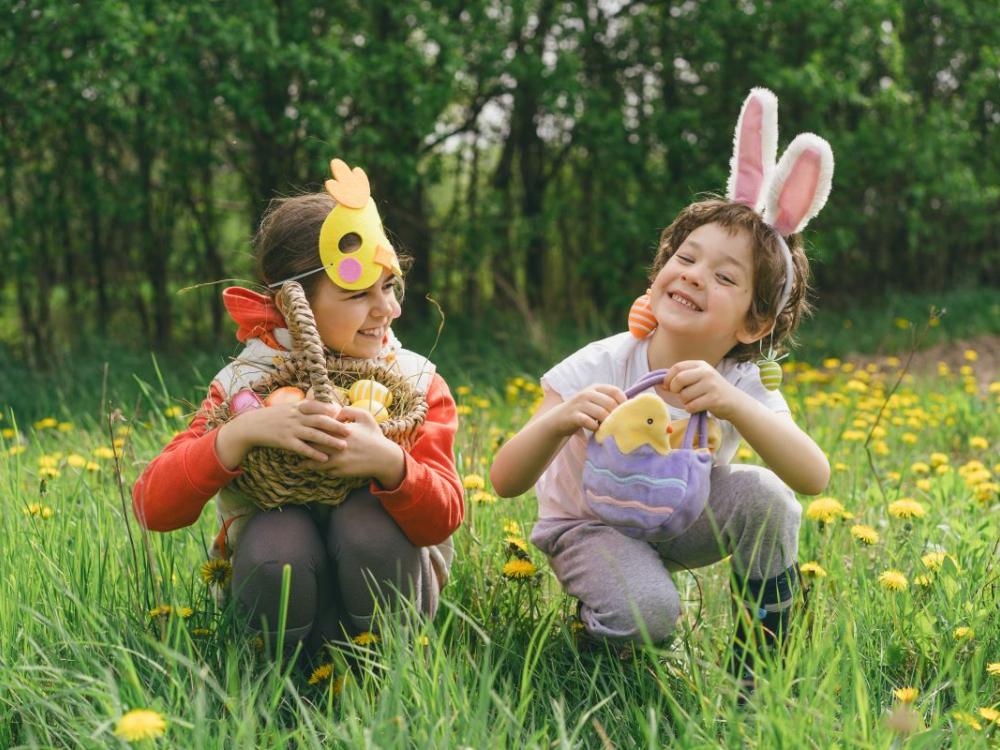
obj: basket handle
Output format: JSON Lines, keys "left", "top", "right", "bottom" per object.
{"left": 274, "top": 281, "right": 337, "bottom": 404}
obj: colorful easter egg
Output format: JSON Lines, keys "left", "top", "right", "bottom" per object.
{"left": 264, "top": 386, "right": 306, "bottom": 407}
{"left": 756, "top": 359, "right": 783, "bottom": 391}
{"left": 349, "top": 379, "right": 393, "bottom": 407}
{"left": 628, "top": 292, "right": 657, "bottom": 338}
{"left": 354, "top": 397, "right": 390, "bottom": 423}
{"left": 230, "top": 388, "right": 264, "bottom": 415}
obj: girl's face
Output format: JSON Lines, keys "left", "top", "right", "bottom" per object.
{"left": 310, "top": 268, "right": 402, "bottom": 358}
{"left": 648, "top": 222, "right": 763, "bottom": 351}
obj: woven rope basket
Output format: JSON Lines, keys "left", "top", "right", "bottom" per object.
{"left": 205, "top": 281, "right": 428, "bottom": 509}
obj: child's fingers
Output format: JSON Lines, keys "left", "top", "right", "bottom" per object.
{"left": 298, "top": 399, "right": 342, "bottom": 419}
{"left": 297, "top": 427, "right": 347, "bottom": 449}
{"left": 290, "top": 439, "right": 329, "bottom": 462}
{"left": 302, "top": 414, "right": 351, "bottom": 437}
{"left": 594, "top": 384, "right": 627, "bottom": 404}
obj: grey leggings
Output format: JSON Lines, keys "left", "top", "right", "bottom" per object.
{"left": 530, "top": 464, "right": 801, "bottom": 643}
{"left": 231, "top": 489, "right": 453, "bottom": 652}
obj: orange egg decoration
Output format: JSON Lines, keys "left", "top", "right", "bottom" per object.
{"left": 628, "top": 292, "right": 657, "bottom": 339}
{"left": 264, "top": 386, "right": 306, "bottom": 407}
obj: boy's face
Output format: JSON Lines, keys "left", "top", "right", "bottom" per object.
{"left": 309, "top": 267, "right": 401, "bottom": 358}
{"left": 648, "top": 222, "right": 763, "bottom": 351}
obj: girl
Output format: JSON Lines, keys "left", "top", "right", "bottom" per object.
{"left": 490, "top": 89, "right": 832, "bottom": 688}
{"left": 133, "top": 159, "right": 463, "bottom": 655}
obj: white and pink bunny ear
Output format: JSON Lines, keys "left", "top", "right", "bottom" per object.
{"left": 763, "top": 133, "right": 834, "bottom": 236}
{"left": 726, "top": 87, "right": 778, "bottom": 212}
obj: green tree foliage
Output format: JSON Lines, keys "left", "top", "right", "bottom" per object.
{"left": 1, "top": 0, "right": 997, "bottom": 358}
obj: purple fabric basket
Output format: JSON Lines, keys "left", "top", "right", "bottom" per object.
{"left": 582, "top": 369, "right": 712, "bottom": 542}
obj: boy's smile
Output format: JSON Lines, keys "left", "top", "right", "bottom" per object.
{"left": 648, "top": 221, "right": 763, "bottom": 362}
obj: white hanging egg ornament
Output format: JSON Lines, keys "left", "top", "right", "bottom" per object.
{"left": 628, "top": 291, "right": 657, "bottom": 338}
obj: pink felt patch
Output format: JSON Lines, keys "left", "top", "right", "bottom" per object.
{"left": 338, "top": 257, "right": 363, "bottom": 283}
{"left": 773, "top": 148, "right": 821, "bottom": 235}
{"left": 733, "top": 98, "right": 764, "bottom": 207}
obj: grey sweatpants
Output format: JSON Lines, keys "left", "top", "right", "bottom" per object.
{"left": 530, "top": 464, "right": 801, "bottom": 643}
{"left": 231, "top": 489, "right": 454, "bottom": 652}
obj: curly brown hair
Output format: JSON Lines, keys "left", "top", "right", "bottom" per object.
{"left": 648, "top": 198, "right": 811, "bottom": 363}
{"left": 253, "top": 192, "right": 410, "bottom": 302}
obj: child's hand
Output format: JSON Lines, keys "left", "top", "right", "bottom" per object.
{"left": 215, "top": 399, "right": 347, "bottom": 470}
{"left": 551, "top": 384, "right": 627, "bottom": 435}
{"left": 660, "top": 361, "right": 740, "bottom": 419}
{"left": 301, "top": 406, "right": 406, "bottom": 489}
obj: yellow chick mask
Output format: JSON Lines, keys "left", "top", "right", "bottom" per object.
{"left": 319, "top": 159, "right": 401, "bottom": 290}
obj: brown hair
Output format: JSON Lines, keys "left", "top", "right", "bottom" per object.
{"left": 253, "top": 192, "right": 410, "bottom": 301}
{"left": 649, "top": 198, "right": 811, "bottom": 362}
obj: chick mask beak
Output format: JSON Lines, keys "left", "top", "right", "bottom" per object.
{"left": 319, "top": 159, "right": 402, "bottom": 290}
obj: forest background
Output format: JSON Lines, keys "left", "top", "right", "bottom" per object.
{"left": 1, "top": 0, "right": 998, "bottom": 378}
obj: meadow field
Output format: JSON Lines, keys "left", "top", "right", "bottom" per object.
{"left": 1, "top": 332, "right": 998, "bottom": 748}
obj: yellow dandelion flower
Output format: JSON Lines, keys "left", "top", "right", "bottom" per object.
{"left": 894, "top": 317, "right": 910, "bottom": 330}
{"left": 935, "top": 464, "right": 951, "bottom": 476}
{"left": 462, "top": 474, "right": 485, "bottom": 490}
{"left": 799, "top": 561, "right": 827, "bottom": 578}
{"left": 975, "top": 483, "right": 998, "bottom": 503}
{"left": 952, "top": 711, "right": 982, "bottom": 731}
{"left": 23, "top": 503, "right": 54, "bottom": 519}
{"left": 114, "top": 708, "right": 166, "bottom": 741}
{"left": 834, "top": 462, "right": 848, "bottom": 472}
{"left": 954, "top": 626, "right": 974, "bottom": 641}
{"left": 878, "top": 570, "right": 908, "bottom": 591}
{"left": 921, "top": 551, "right": 947, "bottom": 571}
{"left": 85, "top": 461, "right": 101, "bottom": 472}
{"left": 893, "top": 687, "right": 919, "bottom": 703}
{"left": 164, "top": 405, "right": 184, "bottom": 418}
{"left": 913, "top": 574, "right": 934, "bottom": 588}
{"left": 964, "top": 349, "right": 978, "bottom": 362}
{"left": 93, "top": 446, "right": 115, "bottom": 459}
{"left": 38, "top": 467, "right": 60, "bottom": 478}
{"left": 978, "top": 707, "right": 1000, "bottom": 724}
{"left": 850, "top": 525, "right": 879, "bottom": 545}
{"left": 737, "top": 446, "right": 753, "bottom": 460}
{"left": 455, "top": 385, "right": 471, "bottom": 396}
{"left": 805, "top": 497, "right": 848, "bottom": 523}
{"left": 308, "top": 663, "right": 333, "bottom": 685}
{"left": 986, "top": 663, "right": 1000, "bottom": 677}
{"left": 470, "top": 489, "right": 497, "bottom": 504}
{"left": 901, "top": 432, "right": 918, "bottom": 445}
{"left": 886, "top": 470, "right": 900, "bottom": 482}
{"left": 502, "top": 558, "right": 537, "bottom": 579}
{"left": 888, "top": 498, "right": 926, "bottom": 520}
{"left": 842, "top": 429, "right": 867, "bottom": 441}
{"left": 969, "top": 436, "right": 989, "bottom": 450}
{"left": 885, "top": 356, "right": 900, "bottom": 367}
{"left": 502, "top": 520, "right": 520, "bottom": 534}
{"left": 191, "top": 627, "right": 212, "bottom": 637}
{"left": 505, "top": 536, "right": 529, "bottom": 552}
{"left": 38, "top": 455, "right": 59, "bottom": 468}
{"left": 57, "top": 421, "right": 73, "bottom": 432}
{"left": 916, "top": 479, "right": 933, "bottom": 492}
{"left": 455, "top": 404, "right": 472, "bottom": 416}
{"left": 200, "top": 559, "right": 233, "bottom": 587}
{"left": 416, "top": 634, "right": 430, "bottom": 647}
{"left": 33, "top": 417, "right": 58, "bottom": 430}
{"left": 823, "top": 358, "right": 841, "bottom": 369}
{"left": 352, "top": 631, "right": 379, "bottom": 647}
{"left": 149, "top": 605, "right": 173, "bottom": 619}
{"left": 66, "top": 454, "right": 87, "bottom": 468}
{"left": 1, "top": 428, "right": 15, "bottom": 439}
{"left": 8, "top": 445, "right": 26, "bottom": 456}
{"left": 930, "top": 452, "right": 949, "bottom": 467}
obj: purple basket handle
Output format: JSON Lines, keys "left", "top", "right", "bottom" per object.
{"left": 624, "top": 368, "right": 670, "bottom": 399}
{"left": 623, "top": 368, "right": 707, "bottom": 450}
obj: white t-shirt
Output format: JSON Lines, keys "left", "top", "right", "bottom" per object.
{"left": 535, "top": 331, "right": 790, "bottom": 520}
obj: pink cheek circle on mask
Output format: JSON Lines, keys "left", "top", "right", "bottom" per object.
{"left": 338, "top": 258, "right": 363, "bottom": 284}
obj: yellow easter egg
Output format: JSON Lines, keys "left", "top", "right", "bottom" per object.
{"left": 349, "top": 379, "right": 392, "bottom": 406}
{"left": 355, "top": 397, "right": 390, "bottom": 423}
{"left": 757, "top": 360, "right": 783, "bottom": 391}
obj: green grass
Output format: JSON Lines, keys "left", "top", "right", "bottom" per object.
{"left": 1, "top": 328, "right": 998, "bottom": 747}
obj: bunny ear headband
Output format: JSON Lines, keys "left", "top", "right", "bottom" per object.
{"left": 268, "top": 158, "right": 402, "bottom": 291}
{"left": 628, "top": 87, "right": 835, "bottom": 340}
